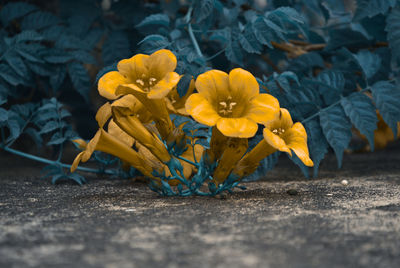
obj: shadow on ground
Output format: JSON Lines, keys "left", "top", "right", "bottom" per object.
{"left": 1, "top": 142, "right": 400, "bottom": 267}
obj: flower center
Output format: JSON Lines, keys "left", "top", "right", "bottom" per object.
{"left": 272, "top": 128, "right": 285, "bottom": 135}
{"left": 218, "top": 96, "right": 237, "bottom": 117}
{"left": 135, "top": 74, "right": 158, "bottom": 92}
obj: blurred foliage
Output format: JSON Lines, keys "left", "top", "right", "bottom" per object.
{"left": 1, "top": 0, "right": 400, "bottom": 184}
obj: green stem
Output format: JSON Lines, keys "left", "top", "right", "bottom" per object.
{"left": 1, "top": 145, "right": 116, "bottom": 175}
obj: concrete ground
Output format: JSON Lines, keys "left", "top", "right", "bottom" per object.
{"left": 0, "top": 143, "right": 399, "bottom": 268}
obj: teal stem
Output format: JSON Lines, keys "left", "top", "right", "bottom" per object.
{"left": 205, "top": 48, "right": 226, "bottom": 61}
{"left": 176, "top": 155, "right": 199, "bottom": 167}
{"left": 1, "top": 145, "right": 116, "bottom": 175}
{"left": 185, "top": 6, "right": 203, "bottom": 58}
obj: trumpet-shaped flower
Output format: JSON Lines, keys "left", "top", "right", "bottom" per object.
{"left": 263, "top": 108, "right": 313, "bottom": 166}
{"left": 185, "top": 68, "right": 280, "bottom": 138}
{"left": 70, "top": 129, "right": 155, "bottom": 178}
{"left": 98, "top": 49, "right": 180, "bottom": 100}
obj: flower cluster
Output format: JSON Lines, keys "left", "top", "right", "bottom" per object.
{"left": 71, "top": 49, "right": 313, "bottom": 196}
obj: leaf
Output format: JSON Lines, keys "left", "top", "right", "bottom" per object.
{"left": 252, "top": 16, "right": 284, "bottom": 48}
{"left": 6, "top": 119, "right": 21, "bottom": 142}
{"left": 354, "top": 50, "right": 381, "bottom": 79}
{"left": 25, "top": 127, "right": 43, "bottom": 147}
{"left": 42, "top": 49, "right": 74, "bottom": 64}
{"left": 341, "top": 93, "right": 378, "bottom": 150}
{"left": 225, "top": 29, "right": 243, "bottom": 65}
{"left": 319, "top": 104, "right": 352, "bottom": 168}
{"left": 371, "top": 81, "right": 400, "bottom": 136}
{"left": 102, "top": 31, "right": 131, "bottom": 65}
{"left": 68, "top": 62, "right": 90, "bottom": 101}
{"left": 138, "top": 34, "right": 169, "bottom": 54}
{"left": 47, "top": 132, "right": 66, "bottom": 145}
{"left": 386, "top": 6, "right": 400, "bottom": 63}
{"left": 353, "top": 0, "right": 396, "bottom": 21}
{"left": 20, "top": 11, "right": 59, "bottom": 31}
{"left": 49, "top": 66, "right": 67, "bottom": 91}
{"left": 176, "top": 74, "right": 192, "bottom": 98}
{"left": 304, "top": 119, "right": 329, "bottom": 177}
{"left": 0, "top": 2, "right": 38, "bottom": 26}
{"left": 0, "top": 64, "right": 21, "bottom": 86}
{"left": 194, "top": 0, "right": 215, "bottom": 23}
{"left": 136, "top": 13, "right": 170, "bottom": 28}
{"left": 40, "top": 121, "right": 60, "bottom": 134}
{"left": 316, "top": 70, "right": 345, "bottom": 105}
{"left": 4, "top": 50, "right": 29, "bottom": 77}
{"left": 0, "top": 108, "right": 8, "bottom": 123}
{"left": 239, "top": 23, "right": 262, "bottom": 54}
{"left": 14, "top": 30, "right": 43, "bottom": 43}
{"left": 326, "top": 28, "right": 371, "bottom": 51}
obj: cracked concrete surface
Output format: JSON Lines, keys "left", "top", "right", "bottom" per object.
{"left": 0, "top": 142, "right": 400, "bottom": 268}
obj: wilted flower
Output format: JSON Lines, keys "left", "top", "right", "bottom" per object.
{"left": 185, "top": 68, "right": 280, "bottom": 138}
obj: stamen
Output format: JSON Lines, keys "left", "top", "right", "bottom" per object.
{"left": 136, "top": 79, "right": 145, "bottom": 86}
{"left": 229, "top": 102, "right": 237, "bottom": 110}
{"left": 149, "top": 77, "right": 157, "bottom": 86}
{"left": 219, "top": 101, "right": 227, "bottom": 108}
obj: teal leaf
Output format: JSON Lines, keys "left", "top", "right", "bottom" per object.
{"left": 20, "top": 11, "right": 59, "bottom": 30}
{"left": 0, "top": 2, "right": 38, "bottom": 26}
{"left": 0, "top": 64, "right": 21, "bottom": 86}
{"left": 386, "top": 6, "right": 400, "bottom": 63}
{"left": 0, "top": 108, "right": 8, "bottom": 123}
{"left": 239, "top": 23, "right": 262, "bottom": 54}
{"left": 194, "top": 0, "right": 215, "bottom": 23}
{"left": 354, "top": 50, "right": 381, "bottom": 79}
{"left": 252, "top": 16, "right": 284, "bottom": 48}
{"left": 320, "top": 104, "right": 352, "bottom": 168}
{"left": 4, "top": 50, "right": 29, "bottom": 77}
{"left": 67, "top": 62, "right": 90, "bottom": 101}
{"left": 304, "top": 118, "right": 329, "bottom": 177}
{"left": 176, "top": 75, "right": 192, "bottom": 98}
{"left": 371, "top": 81, "right": 400, "bottom": 137}
{"left": 341, "top": 93, "right": 378, "bottom": 150}
{"left": 353, "top": 0, "right": 396, "bottom": 21}
{"left": 136, "top": 13, "right": 170, "bottom": 28}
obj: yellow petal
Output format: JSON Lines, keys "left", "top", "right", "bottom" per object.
{"left": 216, "top": 117, "right": 258, "bottom": 138}
{"left": 148, "top": 49, "right": 177, "bottom": 80}
{"left": 283, "top": 122, "right": 313, "bottom": 166}
{"left": 117, "top": 54, "right": 149, "bottom": 82}
{"left": 108, "top": 119, "right": 135, "bottom": 147}
{"left": 72, "top": 139, "right": 87, "bottom": 150}
{"left": 264, "top": 108, "right": 294, "bottom": 131}
{"left": 98, "top": 71, "right": 128, "bottom": 100}
{"left": 70, "top": 151, "right": 84, "bottom": 172}
{"left": 185, "top": 93, "right": 221, "bottom": 126}
{"left": 148, "top": 72, "right": 180, "bottom": 99}
{"left": 246, "top": 94, "right": 280, "bottom": 124}
{"left": 263, "top": 128, "right": 291, "bottom": 154}
{"left": 95, "top": 102, "right": 111, "bottom": 128}
{"left": 228, "top": 68, "right": 259, "bottom": 102}
{"left": 195, "top": 70, "right": 230, "bottom": 103}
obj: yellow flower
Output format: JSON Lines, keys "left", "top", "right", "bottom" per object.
{"left": 70, "top": 129, "right": 155, "bottom": 179}
{"left": 111, "top": 95, "right": 171, "bottom": 163}
{"left": 233, "top": 108, "right": 313, "bottom": 178}
{"left": 111, "top": 94, "right": 152, "bottom": 123}
{"left": 185, "top": 68, "right": 280, "bottom": 138}
{"left": 263, "top": 108, "right": 313, "bottom": 166}
{"left": 98, "top": 49, "right": 180, "bottom": 100}
{"left": 165, "top": 78, "right": 195, "bottom": 116}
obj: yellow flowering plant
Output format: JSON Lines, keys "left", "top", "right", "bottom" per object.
{"left": 71, "top": 49, "right": 313, "bottom": 196}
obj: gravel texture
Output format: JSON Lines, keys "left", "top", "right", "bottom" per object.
{"left": 1, "top": 143, "right": 400, "bottom": 268}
